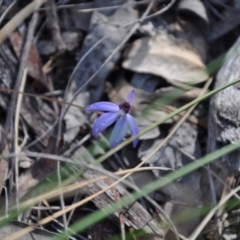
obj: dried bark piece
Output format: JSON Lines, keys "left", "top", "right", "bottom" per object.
{"left": 1, "top": 42, "right": 54, "bottom": 145}
{"left": 202, "top": 36, "right": 240, "bottom": 206}
{"left": 82, "top": 169, "right": 164, "bottom": 238}
{"left": 70, "top": 147, "right": 164, "bottom": 238}
{"left": 0, "top": 46, "right": 15, "bottom": 110}
{"left": 208, "top": 36, "right": 240, "bottom": 171}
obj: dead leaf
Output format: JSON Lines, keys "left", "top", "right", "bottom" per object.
{"left": 177, "top": 0, "right": 209, "bottom": 33}
{"left": 17, "top": 136, "right": 60, "bottom": 199}
{"left": 208, "top": 6, "right": 240, "bottom": 41}
{"left": 169, "top": 22, "right": 207, "bottom": 62}
{"left": 9, "top": 31, "right": 49, "bottom": 89}
{"left": 122, "top": 33, "right": 209, "bottom": 85}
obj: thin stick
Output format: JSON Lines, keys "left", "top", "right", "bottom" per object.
{"left": 4, "top": 11, "right": 39, "bottom": 132}
{"left": 45, "top": 2, "right": 67, "bottom": 235}
{"left": 14, "top": 67, "right": 28, "bottom": 216}
{"left": 0, "top": 88, "right": 84, "bottom": 109}
{"left": 5, "top": 11, "right": 39, "bottom": 211}
{"left": 0, "top": 0, "right": 17, "bottom": 26}
{"left": 0, "top": 0, "right": 47, "bottom": 45}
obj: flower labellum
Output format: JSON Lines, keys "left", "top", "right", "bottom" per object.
{"left": 85, "top": 90, "right": 139, "bottom": 148}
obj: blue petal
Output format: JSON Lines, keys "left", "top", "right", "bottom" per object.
{"left": 85, "top": 102, "right": 119, "bottom": 112}
{"left": 109, "top": 115, "right": 128, "bottom": 148}
{"left": 126, "top": 114, "right": 139, "bottom": 147}
{"left": 92, "top": 112, "right": 119, "bottom": 136}
{"left": 127, "top": 90, "right": 135, "bottom": 104}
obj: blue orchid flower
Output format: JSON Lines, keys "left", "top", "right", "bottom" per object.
{"left": 85, "top": 90, "right": 139, "bottom": 148}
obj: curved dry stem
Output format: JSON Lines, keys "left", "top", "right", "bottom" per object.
{"left": 0, "top": 0, "right": 47, "bottom": 45}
